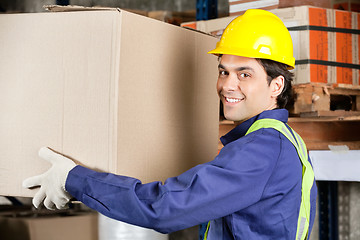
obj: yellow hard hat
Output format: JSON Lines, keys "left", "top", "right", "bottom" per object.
{"left": 208, "top": 9, "right": 295, "bottom": 69}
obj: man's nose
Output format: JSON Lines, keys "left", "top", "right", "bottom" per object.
{"left": 222, "top": 74, "right": 238, "bottom": 91}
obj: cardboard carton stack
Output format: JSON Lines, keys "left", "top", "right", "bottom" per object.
{"left": 0, "top": 7, "right": 220, "bottom": 198}
{"left": 228, "top": 0, "right": 279, "bottom": 16}
{"left": 227, "top": 0, "right": 360, "bottom": 15}
{"left": 147, "top": 10, "right": 196, "bottom": 26}
{"left": 228, "top": 0, "right": 333, "bottom": 16}
{"left": 182, "top": 15, "right": 237, "bottom": 38}
{"left": 272, "top": 6, "right": 359, "bottom": 85}
{"left": 182, "top": 6, "right": 360, "bottom": 85}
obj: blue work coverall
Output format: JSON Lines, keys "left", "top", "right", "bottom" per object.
{"left": 66, "top": 109, "right": 317, "bottom": 239}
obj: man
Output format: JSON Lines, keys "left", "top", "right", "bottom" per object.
{"left": 23, "top": 9, "right": 317, "bottom": 239}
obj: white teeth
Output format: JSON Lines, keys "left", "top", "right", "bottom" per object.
{"left": 226, "top": 97, "right": 242, "bottom": 103}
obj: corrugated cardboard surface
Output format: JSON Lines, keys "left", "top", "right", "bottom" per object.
{"left": 0, "top": 9, "right": 219, "bottom": 197}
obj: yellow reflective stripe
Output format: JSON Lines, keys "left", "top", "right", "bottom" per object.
{"left": 246, "top": 119, "right": 295, "bottom": 144}
{"left": 292, "top": 129, "right": 307, "bottom": 162}
{"left": 245, "top": 118, "right": 314, "bottom": 240}
{"left": 291, "top": 128, "right": 314, "bottom": 222}
{"left": 297, "top": 217, "right": 308, "bottom": 240}
{"left": 281, "top": 125, "right": 297, "bottom": 146}
{"left": 203, "top": 221, "right": 211, "bottom": 240}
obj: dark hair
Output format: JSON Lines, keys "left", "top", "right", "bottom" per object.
{"left": 256, "top": 58, "right": 294, "bottom": 109}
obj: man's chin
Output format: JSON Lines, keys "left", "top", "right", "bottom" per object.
{"left": 224, "top": 112, "right": 251, "bottom": 124}
{"left": 224, "top": 114, "right": 243, "bottom": 122}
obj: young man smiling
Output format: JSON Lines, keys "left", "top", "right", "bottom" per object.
{"left": 217, "top": 55, "right": 283, "bottom": 123}
{"left": 23, "top": 9, "right": 317, "bottom": 240}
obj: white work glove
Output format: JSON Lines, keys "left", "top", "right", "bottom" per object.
{"left": 22, "top": 147, "right": 76, "bottom": 210}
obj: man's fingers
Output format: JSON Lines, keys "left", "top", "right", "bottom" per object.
{"left": 44, "top": 197, "right": 56, "bottom": 210}
{"left": 55, "top": 197, "right": 70, "bottom": 209}
{"left": 53, "top": 188, "right": 71, "bottom": 209}
{"left": 33, "top": 188, "right": 46, "bottom": 209}
{"left": 22, "top": 175, "right": 43, "bottom": 189}
{"left": 24, "top": 147, "right": 76, "bottom": 210}
{"left": 38, "top": 147, "right": 60, "bottom": 164}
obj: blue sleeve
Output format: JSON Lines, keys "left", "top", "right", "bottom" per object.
{"left": 65, "top": 129, "right": 281, "bottom": 234}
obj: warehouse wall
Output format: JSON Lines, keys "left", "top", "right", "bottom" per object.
{"left": 0, "top": 0, "right": 229, "bottom": 15}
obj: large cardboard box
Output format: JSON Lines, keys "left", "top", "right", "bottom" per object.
{"left": 0, "top": 7, "right": 220, "bottom": 197}
{"left": 0, "top": 211, "right": 98, "bottom": 240}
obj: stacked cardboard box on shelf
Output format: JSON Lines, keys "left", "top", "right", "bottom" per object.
{"left": 147, "top": 10, "right": 196, "bottom": 26}
{"left": 272, "top": 6, "right": 359, "bottom": 85}
{"left": 228, "top": 0, "right": 360, "bottom": 15}
{"left": 334, "top": 9, "right": 359, "bottom": 84}
{"left": 123, "top": 8, "right": 197, "bottom": 26}
{"left": 182, "top": 6, "right": 360, "bottom": 85}
{"left": 181, "top": 15, "right": 236, "bottom": 38}
{"left": 0, "top": 211, "right": 98, "bottom": 240}
{"left": 228, "top": 0, "right": 333, "bottom": 16}
{"left": 0, "top": 6, "right": 220, "bottom": 198}
{"left": 228, "top": 0, "right": 279, "bottom": 16}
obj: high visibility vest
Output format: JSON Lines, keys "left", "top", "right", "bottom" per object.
{"left": 203, "top": 118, "right": 315, "bottom": 240}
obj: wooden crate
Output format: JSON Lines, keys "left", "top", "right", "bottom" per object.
{"left": 290, "top": 83, "right": 360, "bottom": 117}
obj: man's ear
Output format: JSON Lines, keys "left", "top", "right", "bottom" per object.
{"left": 270, "top": 75, "right": 285, "bottom": 98}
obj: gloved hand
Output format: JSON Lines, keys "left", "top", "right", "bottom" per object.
{"left": 22, "top": 147, "right": 76, "bottom": 210}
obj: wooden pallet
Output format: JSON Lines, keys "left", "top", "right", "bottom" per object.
{"left": 288, "top": 117, "right": 360, "bottom": 150}
{"left": 219, "top": 117, "right": 360, "bottom": 151}
{"left": 290, "top": 83, "right": 360, "bottom": 117}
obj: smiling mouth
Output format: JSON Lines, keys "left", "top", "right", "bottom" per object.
{"left": 224, "top": 96, "right": 244, "bottom": 103}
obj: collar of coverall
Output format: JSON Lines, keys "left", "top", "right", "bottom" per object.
{"left": 220, "top": 109, "right": 289, "bottom": 146}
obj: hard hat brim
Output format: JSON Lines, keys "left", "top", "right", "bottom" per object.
{"left": 208, "top": 47, "right": 295, "bottom": 70}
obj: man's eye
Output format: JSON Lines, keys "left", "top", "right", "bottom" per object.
{"left": 238, "top": 73, "right": 250, "bottom": 78}
{"left": 219, "top": 70, "right": 228, "bottom": 76}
